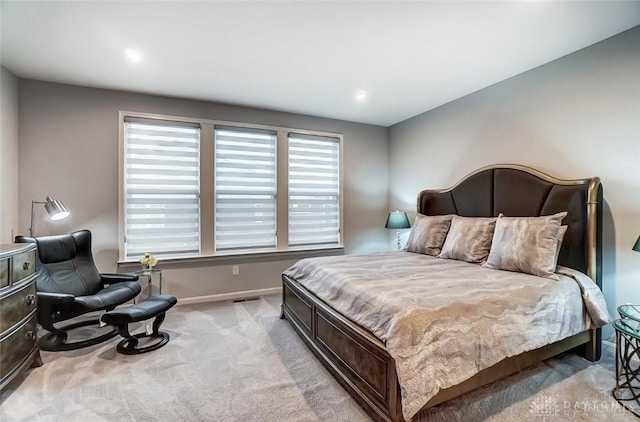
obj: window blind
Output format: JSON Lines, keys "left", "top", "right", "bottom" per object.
{"left": 214, "top": 127, "right": 277, "bottom": 252}
{"left": 288, "top": 134, "right": 340, "bottom": 247}
{"left": 124, "top": 121, "right": 201, "bottom": 259}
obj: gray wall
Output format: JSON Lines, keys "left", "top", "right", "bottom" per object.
{"left": 17, "top": 80, "right": 390, "bottom": 299}
{"left": 15, "top": 26, "right": 638, "bottom": 312}
{"left": 0, "top": 66, "right": 19, "bottom": 243}
{"left": 389, "top": 26, "right": 640, "bottom": 323}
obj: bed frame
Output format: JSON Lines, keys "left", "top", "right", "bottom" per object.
{"left": 281, "top": 164, "right": 603, "bottom": 422}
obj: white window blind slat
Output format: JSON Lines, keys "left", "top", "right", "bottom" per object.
{"left": 124, "top": 121, "right": 201, "bottom": 259}
{"left": 288, "top": 134, "right": 340, "bottom": 247}
{"left": 215, "top": 128, "right": 277, "bottom": 253}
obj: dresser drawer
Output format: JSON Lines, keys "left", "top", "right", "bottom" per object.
{"left": 12, "top": 250, "right": 36, "bottom": 284}
{"left": 0, "top": 279, "right": 37, "bottom": 333}
{"left": 0, "top": 258, "right": 8, "bottom": 289}
{"left": 0, "top": 314, "right": 38, "bottom": 383}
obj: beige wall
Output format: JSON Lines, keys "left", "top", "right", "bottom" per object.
{"left": 389, "top": 26, "right": 640, "bottom": 325}
{"left": 0, "top": 66, "right": 19, "bottom": 243}
{"left": 17, "top": 80, "right": 390, "bottom": 299}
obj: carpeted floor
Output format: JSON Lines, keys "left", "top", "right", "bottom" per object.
{"left": 0, "top": 294, "right": 636, "bottom": 421}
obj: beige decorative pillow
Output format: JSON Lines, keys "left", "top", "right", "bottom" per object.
{"left": 405, "top": 214, "right": 453, "bottom": 256}
{"left": 483, "top": 212, "right": 568, "bottom": 280}
{"left": 438, "top": 216, "right": 497, "bottom": 263}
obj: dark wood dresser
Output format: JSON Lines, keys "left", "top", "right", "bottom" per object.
{"left": 0, "top": 243, "right": 41, "bottom": 392}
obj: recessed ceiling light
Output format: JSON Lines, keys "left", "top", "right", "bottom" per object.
{"left": 124, "top": 48, "right": 143, "bottom": 64}
{"left": 355, "top": 90, "right": 368, "bottom": 102}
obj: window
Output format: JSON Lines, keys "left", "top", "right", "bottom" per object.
{"left": 214, "top": 127, "right": 277, "bottom": 253}
{"left": 120, "top": 112, "right": 342, "bottom": 261}
{"left": 123, "top": 121, "right": 201, "bottom": 259}
{"left": 288, "top": 134, "right": 340, "bottom": 247}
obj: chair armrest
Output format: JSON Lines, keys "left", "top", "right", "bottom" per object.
{"left": 37, "top": 292, "right": 75, "bottom": 330}
{"left": 37, "top": 291, "right": 75, "bottom": 305}
{"left": 101, "top": 273, "right": 139, "bottom": 284}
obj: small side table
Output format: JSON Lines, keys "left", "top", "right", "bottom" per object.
{"left": 619, "top": 304, "right": 640, "bottom": 321}
{"left": 134, "top": 268, "right": 163, "bottom": 299}
{"left": 613, "top": 304, "right": 640, "bottom": 417}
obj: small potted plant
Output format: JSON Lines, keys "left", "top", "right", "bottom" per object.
{"left": 140, "top": 252, "right": 158, "bottom": 271}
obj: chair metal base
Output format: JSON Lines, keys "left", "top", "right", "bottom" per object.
{"left": 116, "top": 331, "right": 170, "bottom": 355}
{"left": 39, "top": 318, "right": 119, "bottom": 351}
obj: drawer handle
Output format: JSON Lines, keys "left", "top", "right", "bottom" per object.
{"left": 26, "top": 330, "right": 36, "bottom": 340}
{"left": 23, "top": 261, "right": 31, "bottom": 271}
{"left": 26, "top": 294, "right": 35, "bottom": 305}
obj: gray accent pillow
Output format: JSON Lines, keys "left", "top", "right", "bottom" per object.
{"left": 483, "top": 212, "right": 568, "bottom": 280}
{"left": 438, "top": 216, "right": 497, "bottom": 263}
{"left": 405, "top": 214, "right": 453, "bottom": 256}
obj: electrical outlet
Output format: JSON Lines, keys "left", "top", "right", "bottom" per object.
{"left": 232, "top": 265, "right": 239, "bottom": 276}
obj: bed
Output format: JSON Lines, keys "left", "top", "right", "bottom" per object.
{"left": 280, "top": 164, "right": 607, "bottom": 422}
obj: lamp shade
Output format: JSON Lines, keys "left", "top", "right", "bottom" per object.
{"left": 633, "top": 235, "right": 640, "bottom": 253}
{"left": 385, "top": 211, "right": 411, "bottom": 229}
{"left": 44, "top": 196, "right": 70, "bottom": 221}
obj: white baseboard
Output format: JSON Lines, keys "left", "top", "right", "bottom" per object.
{"left": 177, "top": 287, "right": 282, "bottom": 306}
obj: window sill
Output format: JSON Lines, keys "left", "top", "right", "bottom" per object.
{"left": 116, "top": 245, "right": 345, "bottom": 269}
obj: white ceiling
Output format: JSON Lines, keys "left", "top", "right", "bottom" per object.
{"left": 1, "top": 1, "right": 639, "bottom": 126}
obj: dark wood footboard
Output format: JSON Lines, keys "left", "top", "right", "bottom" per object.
{"left": 281, "top": 273, "right": 598, "bottom": 422}
{"left": 281, "top": 274, "right": 403, "bottom": 422}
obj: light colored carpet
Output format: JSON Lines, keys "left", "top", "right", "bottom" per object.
{"left": 0, "top": 294, "right": 636, "bottom": 421}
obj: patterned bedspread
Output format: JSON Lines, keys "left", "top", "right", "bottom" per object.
{"left": 283, "top": 251, "right": 611, "bottom": 420}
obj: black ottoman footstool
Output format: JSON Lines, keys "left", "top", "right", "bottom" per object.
{"left": 102, "top": 295, "right": 177, "bottom": 355}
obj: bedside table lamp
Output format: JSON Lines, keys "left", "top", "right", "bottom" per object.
{"left": 385, "top": 211, "right": 411, "bottom": 250}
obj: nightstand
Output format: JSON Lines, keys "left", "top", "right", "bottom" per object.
{"left": 134, "top": 268, "right": 163, "bottom": 299}
{"left": 612, "top": 305, "right": 640, "bottom": 417}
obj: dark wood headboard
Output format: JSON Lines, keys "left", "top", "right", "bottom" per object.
{"left": 417, "top": 164, "right": 602, "bottom": 287}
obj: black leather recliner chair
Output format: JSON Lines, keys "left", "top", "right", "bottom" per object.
{"left": 15, "top": 230, "right": 141, "bottom": 351}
